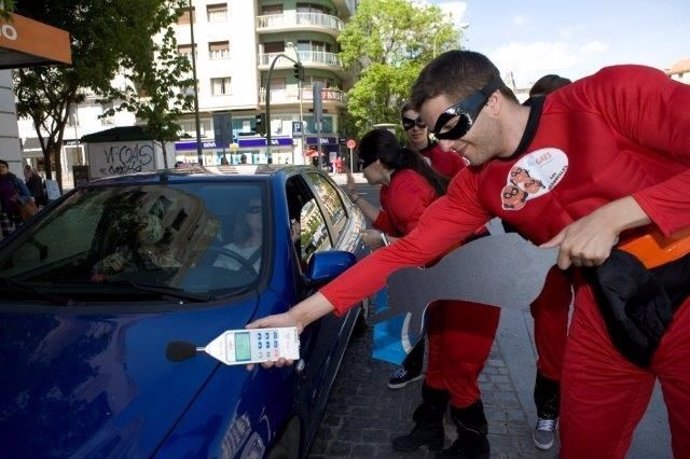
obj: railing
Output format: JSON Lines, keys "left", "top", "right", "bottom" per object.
{"left": 259, "top": 85, "right": 344, "bottom": 104}
{"left": 258, "top": 51, "right": 341, "bottom": 68}
{"left": 256, "top": 12, "right": 344, "bottom": 32}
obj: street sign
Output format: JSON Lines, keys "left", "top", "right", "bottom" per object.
{"left": 292, "top": 121, "right": 303, "bottom": 138}
{"left": 346, "top": 139, "right": 356, "bottom": 149}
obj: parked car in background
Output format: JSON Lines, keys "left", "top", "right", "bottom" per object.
{"left": 0, "top": 164, "right": 368, "bottom": 458}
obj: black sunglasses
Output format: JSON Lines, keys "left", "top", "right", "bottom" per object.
{"left": 401, "top": 116, "right": 426, "bottom": 130}
{"left": 432, "top": 76, "right": 505, "bottom": 140}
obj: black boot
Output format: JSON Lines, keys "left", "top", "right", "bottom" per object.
{"left": 437, "top": 400, "right": 490, "bottom": 459}
{"left": 533, "top": 371, "right": 560, "bottom": 450}
{"left": 534, "top": 371, "right": 560, "bottom": 420}
{"left": 392, "top": 384, "right": 448, "bottom": 452}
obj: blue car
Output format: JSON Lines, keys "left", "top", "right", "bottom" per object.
{"left": 0, "top": 165, "right": 368, "bottom": 458}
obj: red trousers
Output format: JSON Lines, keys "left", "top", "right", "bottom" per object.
{"left": 560, "top": 286, "right": 690, "bottom": 458}
{"left": 530, "top": 268, "right": 572, "bottom": 380}
{"left": 425, "top": 300, "right": 500, "bottom": 407}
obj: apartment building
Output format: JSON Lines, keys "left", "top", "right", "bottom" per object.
{"left": 174, "top": 0, "right": 356, "bottom": 166}
{"left": 17, "top": 0, "right": 356, "bottom": 187}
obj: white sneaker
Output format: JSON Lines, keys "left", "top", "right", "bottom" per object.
{"left": 533, "top": 417, "right": 557, "bottom": 450}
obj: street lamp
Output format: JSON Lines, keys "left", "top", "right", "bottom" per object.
{"left": 188, "top": 0, "right": 203, "bottom": 165}
{"left": 286, "top": 42, "right": 305, "bottom": 166}
{"left": 264, "top": 48, "right": 301, "bottom": 157}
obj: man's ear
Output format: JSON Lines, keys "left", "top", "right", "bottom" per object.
{"left": 485, "top": 91, "right": 503, "bottom": 117}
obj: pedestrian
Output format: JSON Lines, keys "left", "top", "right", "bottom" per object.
{"left": 249, "top": 51, "right": 690, "bottom": 458}
{"left": 385, "top": 103, "right": 467, "bottom": 391}
{"left": 23, "top": 165, "right": 47, "bottom": 207}
{"left": 521, "top": 73, "right": 574, "bottom": 451}
{"left": 240, "top": 154, "right": 248, "bottom": 164}
{"left": 345, "top": 128, "right": 499, "bottom": 456}
{"left": 0, "top": 159, "right": 33, "bottom": 238}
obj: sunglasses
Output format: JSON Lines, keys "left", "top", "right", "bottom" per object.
{"left": 245, "top": 205, "right": 262, "bottom": 214}
{"left": 432, "top": 76, "right": 505, "bottom": 140}
{"left": 401, "top": 116, "right": 427, "bottom": 130}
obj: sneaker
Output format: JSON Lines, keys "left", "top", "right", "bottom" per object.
{"left": 388, "top": 367, "right": 424, "bottom": 389}
{"left": 533, "top": 417, "right": 557, "bottom": 450}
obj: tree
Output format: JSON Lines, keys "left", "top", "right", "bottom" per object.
{"left": 100, "top": 1, "right": 194, "bottom": 168}
{"left": 337, "top": 0, "right": 462, "bottom": 139}
{"left": 13, "top": 0, "right": 189, "bottom": 188}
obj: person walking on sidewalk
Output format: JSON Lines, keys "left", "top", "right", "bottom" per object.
{"left": 345, "top": 128, "right": 498, "bottom": 457}
{"left": 249, "top": 51, "right": 690, "bottom": 458}
{"left": 387, "top": 103, "right": 468, "bottom": 390}
{"left": 522, "top": 73, "right": 574, "bottom": 451}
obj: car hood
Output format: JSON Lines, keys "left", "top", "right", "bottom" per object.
{"left": 0, "top": 295, "right": 258, "bottom": 458}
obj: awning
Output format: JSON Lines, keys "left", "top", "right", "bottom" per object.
{"left": 0, "top": 14, "right": 71, "bottom": 69}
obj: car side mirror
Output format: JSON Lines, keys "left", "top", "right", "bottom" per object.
{"left": 304, "top": 251, "right": 357, "bottom": 286}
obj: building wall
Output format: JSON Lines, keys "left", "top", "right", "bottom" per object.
{"left": 0, "top": 70, "right": 22, "bottom": 176}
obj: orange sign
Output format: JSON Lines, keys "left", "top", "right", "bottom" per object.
{"left": 0, "top": 14, "right": 71, "bottom": 69}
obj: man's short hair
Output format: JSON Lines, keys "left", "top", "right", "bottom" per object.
{"left": 410, "top": 50, "right": 518, "bottom": 110}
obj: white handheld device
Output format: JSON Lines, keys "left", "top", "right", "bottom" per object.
{"left": 202, "top": 327, "right": 300, "bottom": 365}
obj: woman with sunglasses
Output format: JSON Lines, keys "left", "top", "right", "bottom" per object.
{"left": 345, "top": 128, "right": 499, "bottom": 457}
{"left": 401, "top": 102, "right": 467, "bottom": 179}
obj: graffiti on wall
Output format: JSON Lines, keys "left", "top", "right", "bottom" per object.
{"left": 96, "top": 143, "right": 155, "bottom": 176}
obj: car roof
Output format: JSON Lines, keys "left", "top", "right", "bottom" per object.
{"left": 87, "top": 164, "right": 314, "bottom": 186}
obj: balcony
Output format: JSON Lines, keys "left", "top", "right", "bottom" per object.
{"left": 259, "top": 84, "right": 344, "bottom": 106}
{"left": 258, "top": 51, "right": 343, "bottom": 74}
{"left": 256, "top": 12, "right": 344, "bottom": 37}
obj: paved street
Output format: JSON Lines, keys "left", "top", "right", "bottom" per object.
{"left": 309, "top": 174, "right": 671, "bottom": 458}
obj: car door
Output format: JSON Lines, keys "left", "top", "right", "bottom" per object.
{"left": 290, "top": 170, "right": 366, "bottom": 437}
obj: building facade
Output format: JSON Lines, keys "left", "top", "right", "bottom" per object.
{"left": 173, "top": 0, "right": 356, "bottom": 167}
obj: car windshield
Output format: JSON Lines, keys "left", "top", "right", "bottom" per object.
{"left": 0, "top": 181, "right": 268, "bottom": 302}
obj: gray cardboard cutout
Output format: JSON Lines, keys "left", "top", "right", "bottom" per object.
{"left": 369, "top": 233, "right": 558, "bottom": 336}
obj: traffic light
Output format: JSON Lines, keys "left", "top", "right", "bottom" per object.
{"left": 293, "top": 63, "right": 304, "bottom": 81}
{"left": 255, "top": 112, "right": 266, "bottom": 137}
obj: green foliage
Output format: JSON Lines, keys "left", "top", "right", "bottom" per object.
{"left": 101, "top": 0, "right": 194, "bottom": 154}
{"left": 13, "top": 0, "right": 192, "bottom": 180}
{"left": 338, "top": 0, "right": 462, "bottom": 138}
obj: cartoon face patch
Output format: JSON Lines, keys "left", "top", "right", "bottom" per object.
{"left": 501, "top": 148, "right": 568, "bottom": 211}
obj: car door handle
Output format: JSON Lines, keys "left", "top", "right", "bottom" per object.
{"left": 295, "top": 358, "right": 306, "bottom": 374}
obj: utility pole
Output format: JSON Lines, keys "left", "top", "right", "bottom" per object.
{"left": 265, "top": 51, "right": 301, "bottom": 157}
{"left": 188, "top": 0, "right": 203, "bottom": 165}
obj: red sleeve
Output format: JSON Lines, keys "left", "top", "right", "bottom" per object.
{"left": 320, "top": 169, "right": 491, "bottom": 315}
{"left": 578, "top": 66, "right": 690, "bottom": 236}
{"left": 372, "top": 211, "right": 395, "bottom": 234}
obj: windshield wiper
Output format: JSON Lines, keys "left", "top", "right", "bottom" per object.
{"left": 103, "top": 280, "right": 214, "bottom": 303}
{"left": 0, "top": 277, "right": 73, "bottom": 305}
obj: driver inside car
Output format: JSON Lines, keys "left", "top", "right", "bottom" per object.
{"left": 214, "top": 198, "right": 300, "bottom": 273}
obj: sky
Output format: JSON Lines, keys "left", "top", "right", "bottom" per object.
{"left": 426, "top": 0, "right": 689, "bottom": 88}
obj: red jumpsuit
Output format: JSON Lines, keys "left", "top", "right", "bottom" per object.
{"left": 322, "top": 65, "right": 690, "bottom": 458}
{"left": 373, "top": 169, "right": 500, "bottom": 408}
{"left": 423, "top": 140, "right": 571, "bottom": 397}
{"left": 419, "top": 140, "right": 466, "bottom": 179}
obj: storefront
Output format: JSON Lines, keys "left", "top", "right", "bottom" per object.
{"left": 175, "top": 136, "right": 301, "bottom": 166}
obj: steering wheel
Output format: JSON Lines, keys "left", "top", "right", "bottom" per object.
{"left": 199, "top": 246, "right": 258, "bottom": 277}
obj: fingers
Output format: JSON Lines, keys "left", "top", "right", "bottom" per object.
{"left": 540, "top": 230, "right": 565, "bottom": 248}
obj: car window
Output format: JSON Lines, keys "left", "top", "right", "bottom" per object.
{"left": 305, "top": 172, "right": 348, "bottom": 240}
{"left": 0, "top": 182, "right": 268, "bottom": 301}
{"left": 286, "top": 175, "right": 332, "bottom": 266}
